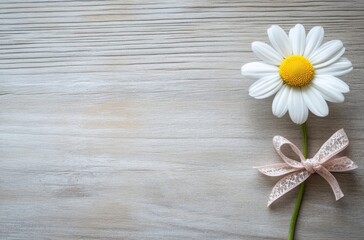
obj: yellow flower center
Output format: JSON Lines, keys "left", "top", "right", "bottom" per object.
{"left": 279, "top": 55, "right": 315, "bottom": 87}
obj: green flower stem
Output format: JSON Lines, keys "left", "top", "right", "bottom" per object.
{"left": 288, "top": 122, "right": 308, "bottom": 240}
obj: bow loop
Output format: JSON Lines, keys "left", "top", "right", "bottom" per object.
{"left": 273, "top": 136, "right": 305, "bottom": 168}
{"left": 313, "top": 128, "right": 349, "bottom": 164}
{"left": 257, "top": 129, "right": 357, "bottom": 207}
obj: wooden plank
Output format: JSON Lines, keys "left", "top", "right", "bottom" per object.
{"left": 1, "top": 0, "right": 364, "bottom": 239}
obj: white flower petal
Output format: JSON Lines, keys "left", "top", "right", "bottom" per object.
{"left": 267, "top": 25, "right": 292, "bottom": 57}
{"left": 289, "top": 24, "right": 306, "bottom": 55}
{"left": 314, "top": 48, "right": 345, "bottom": 69}
{"left": 251, "top": 41, "right": 283, "bottom": 65}
{"left": 304, "top": 26, "right": 324, "bottom": 57}
{"left": 312, "top": 86, "right": 344, "bottom": 103}
{"left": 315, "top": 57, "right": 353, "bottom": 76}
{"left": 312, "top": 76, "right": 347, "bottom": 102}
{"left": 272, "top": 84, "right": 290, "bottom": 118}
{"left": 314, "top": 75, "right": 349, "bottom": 93}
{"left": 288, "top": 88, "right": 308, "bottom": 124}
{"left": 249, "top": 74, "right": 283, "bottom": 99}
{"left": 241, "top": 61, "right": 278, "bottom": 78}
{"left": 309, "top": 40, "right": 345, "bottom": 68}
{"left": 302, "top": 86, "right": 329, "bottom": 117}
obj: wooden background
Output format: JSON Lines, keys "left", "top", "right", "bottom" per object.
{"left": 1, "top": 0, "right": 364, "bottom": 239}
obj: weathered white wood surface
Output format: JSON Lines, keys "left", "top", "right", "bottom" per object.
{"left": 1, "top": 0, "right": 364, "bottom": 239}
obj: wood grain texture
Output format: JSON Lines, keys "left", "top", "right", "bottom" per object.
{"left": 1, "top": 0, "right": 364, "bottom": 239}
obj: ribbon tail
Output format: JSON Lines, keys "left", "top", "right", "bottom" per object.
{"left": 254, "top": 163, "right": 297, "bottom": 176}
{"left": 267, "top": 170, "right": 310, "bottom": 207}
{"left": 316, "top": 167, "right": 344, "bottom": 200}
{"left": 324, "top": 156, "right": 358, "bottom": 172}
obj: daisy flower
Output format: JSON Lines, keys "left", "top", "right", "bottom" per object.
{"left": 241, "top": 24, "right": 352, "bottom": 124}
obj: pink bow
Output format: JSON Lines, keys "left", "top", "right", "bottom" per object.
{"left": 256, "top": 129, "right": 357, "bottom": 207}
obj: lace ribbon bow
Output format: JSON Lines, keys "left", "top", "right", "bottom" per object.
{"left": 256, "top": 129, "right": 357, "bottom": 207}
